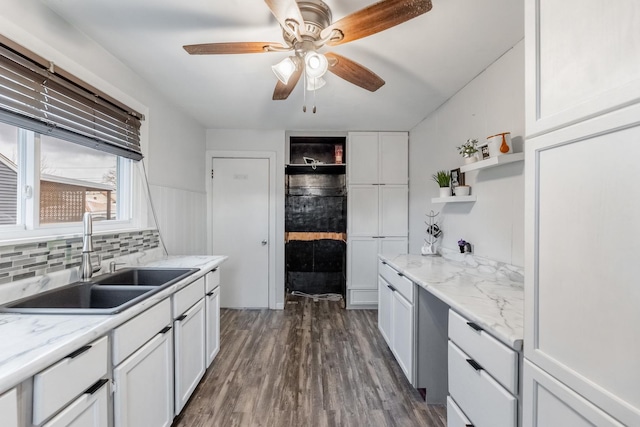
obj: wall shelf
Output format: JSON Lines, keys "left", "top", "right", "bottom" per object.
{"left": 459, "top": 152, "right": 524, "bottom": 173}
{"left": 431, "top": 196, "right": 477, "bottom": 204}
{"left": 285, "top": 164, "right": 346, "bottom": 175}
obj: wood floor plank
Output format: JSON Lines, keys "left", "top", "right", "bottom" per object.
{"left": 173, "top": 295, "right": 446, "bottom": 427}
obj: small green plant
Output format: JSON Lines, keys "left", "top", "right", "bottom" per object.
{"left": 457, "top": 138, "right": 479, "bottom": 156}
{"left": 431, "top": 170, "right": 451, "bottom": 188}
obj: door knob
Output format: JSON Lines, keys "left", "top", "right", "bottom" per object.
{"left": 261, "top": 240, "right": 268, "bottom": 246}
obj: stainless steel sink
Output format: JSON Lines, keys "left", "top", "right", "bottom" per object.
{"left": 0, "top": 267, "right": 198, "bottom": 315}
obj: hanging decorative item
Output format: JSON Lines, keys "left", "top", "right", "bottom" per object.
{"left": 422, "top": 210, "right": 441, "bottom": 256}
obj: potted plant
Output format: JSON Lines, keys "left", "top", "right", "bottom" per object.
{"left": 431, "top": 170, "right": 451, "bottom": 197}
{"left": 457, "top": 138, "right": 479, "bottom": 164}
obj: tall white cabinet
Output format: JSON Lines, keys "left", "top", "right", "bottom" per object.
{"left": 346, "top": 132, "right": 408, "bottom": 307}
{"left": 523, "top": 1, "right": 640, "bottom": 426}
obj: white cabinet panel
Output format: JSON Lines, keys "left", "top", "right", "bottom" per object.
{"left": 379, "top": 237, "right": 408, "bottom": 256}
{"left": 525, "top": 0, "right": 640, "bottom": 136}
{"left": 379, "top": 132, "right": 408, "bottom": 184}
{"left": 43, "top": 381, "right": 108, "bottom": 427}
{"left": 33, "top": 336, "right": 108, "bottom": 425}
{"left": 523, "top": 360, "right": 625, "bottom": 427}
{"left": 377, "top": 276, "right": 393, "bottom": 346}
{"left": 347, "top": 186, "right": 379, "bottom": 236}
{"left": 173, "top": 277, "right": 205, "bottom": 317}
{"left": 447, "top": 396, "right": 472, "bottom": 427}
{"left": 347, "top": 132, "right": 379, "bottom": 184}
{"left": 0, "top": 388, "right": 18, "bottom": 427}
{"left": 380, "top": 185, "right": 408, "bottom": 236}
{"left": 174, "top": 299, "right": 206, "bottom": 414}
{"left": 392, "top": 291, "right": 413, "bottom": 382}
{"left": 205, "top": 286, "right": 220, "bottom": 367}
{"left": 114, "top": 329, "right": 174, "bottom": 427}
{"left": 448, "top": 341, "right": 517, "bottom": 427}
{"left": 347, "top": 238, "right": 379, "bottom": 290}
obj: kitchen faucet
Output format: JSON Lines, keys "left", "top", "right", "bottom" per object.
{"left": 80, "top": 212, "right": 101, "bottom": 281}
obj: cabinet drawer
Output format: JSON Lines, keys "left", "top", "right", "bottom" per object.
{"left": 379, "top": 261, "right": 413, "bottom": 303}
{"left": 446, "top": 396, "right": 472, "bottom": 427}
{"left": 43, "top": 379, "right": 108, "bottom": 427}
{"left": 33, "top": 336, "right": 108, "bottom": 425}
{"left": 448, "top": 310, "right": 518, "bottom": 394}
{"left": 173, "top": 277, "right": 205, "bottom": 317}
{"left": 112, "top": 298, "right": 171, "bottom": 366}
{"left": 205, "top": 269, "right": 220, "bottom": 293}
{"left": 0, "top": 388, "right": 18, "bottom": 427}
{"left": 448, "top": 341, "right": 517, "bottom": 427}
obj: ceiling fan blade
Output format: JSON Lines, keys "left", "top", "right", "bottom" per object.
{"left": 183, "top": 42, "right": 290, "bottom": 55}
{"left": 273, "top": 66, "right": 303, "bottom": 100}
{"left": 264, "top": 0, "right": 305, "bottom": 41}
{"left": 326, "top": 52, "right": 385, "bottom": 92}
{"left": 321, "top": 0, "right": 432, "bottom": 46}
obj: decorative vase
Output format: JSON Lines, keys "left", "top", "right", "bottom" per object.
{"left": 463, "top": 155, "right": 477, "bottom": 164}
{"left": 439, "top": 187, "right": 450, "bottom": 198}
{"left": 453, "top": 185, "right": 470, "bottom": 196}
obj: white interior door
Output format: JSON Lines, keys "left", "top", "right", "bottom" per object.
{"left": 212, "top": 157, "right": 269, "bottom": 308}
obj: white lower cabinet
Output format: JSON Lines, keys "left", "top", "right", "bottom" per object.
{"left": 33, "top": 336, "right": 108, "bottom": 426}
{"left": 205, "top": 286, "right": 220, "bottom": 367}
{"left": 522, "top": 360, "right": 625, "bottom": 427}
{"left": 43, "top": 380, "right": 109, "bottom": 427}
{"left": 174, "top": 298, "right": 206, "bottom": 414}
{"left": 113, "top": 328, "right": 174, "bottom": 427}
{"left": 447, "top": 309, "right": 519, "bottom": 427}
{"left": 0, "top": 388, "right": 19, "bottom": 427}
{"left": 377, "top": 260, "right": 415, "bottom": 383}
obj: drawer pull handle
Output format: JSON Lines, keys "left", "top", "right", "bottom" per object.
{"left": 159, "top": 326, "right": 172, "bottom": 334}
{"left": 84, "top": 379, "right": 108, "bottom": 395}
{"left": 465, "top": 424, "right": 474, "bottom": 427}
{"left": 387, "top": 285, "right": 396, "bottom": 292}
{"left": 176, "top": 314, "right": 187, "bottom": 321}
{"left": 381, "top": 261, "right": 387, "bottom": 265}
{"left": 467, "top": 322, "right": 483, "bottom": 332}
{"left": 66, "top": 345, "right": 91, "bottom": 359}
{"left": 466, "top": 359, "right": 483, "bottom": 371}
{"left": 397, "top": 272, "right": 403, "bottom": 277}
{"left": 206, "top": 291, "right": 215, "bottom": 296}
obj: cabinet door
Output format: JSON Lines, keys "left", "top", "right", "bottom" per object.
{"left": 379, "top": 237, "right": 408, "bottom": 256}
{"left": 523, "top": 360, "right": 624, "bottom": 427}
{"left": 44, "top": 381, "right": 108, "bottom": 427}
{"left": 379, "top": 185, "right": 408, "bottom": 237}
{"left": 205, "top": 287, "right": 220, "bottom": 367}
{"left": 347, "top": 238, "right": 379, "bottom": 290}
{"left": 392, "top": 291, "right": 414, "bottom": 382}
{"left": 0, "top": 388, "right": 18, "bottom": 427}
{"left": 174, "top": 299, "right": 206, "bottom": 415}
{"left": 347, "top": 132, "right": 379, "bottom": 184}
{"left": 113, "top": 329, "right": 174, "bottom": 427}
{"left": 379, "top": 132, "right": 408, "bottom": 184}
{"left": 347, "top": 185, "right": 379, "bottom": 236}
{"left": 377, "top": 276, "right": 393, "bottom": 346}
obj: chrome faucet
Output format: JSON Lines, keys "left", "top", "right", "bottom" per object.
{"left": 80, "top": 212, "right": 101, "bottom": 281}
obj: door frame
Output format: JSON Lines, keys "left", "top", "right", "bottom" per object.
{"left": 206, "top": 151, "right": 276, "bottom": 309}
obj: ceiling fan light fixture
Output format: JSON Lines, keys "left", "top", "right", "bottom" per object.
{"left": 304, "top": 51, "right": 328, "bottom": 79}
{"left": 306, "top": 76, "right": 326, "bottom": 91}
{"left": 272, "top": 56, "right": 298, "bottom": 84}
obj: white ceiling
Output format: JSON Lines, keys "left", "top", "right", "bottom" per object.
{"left": 42, "top": 0, "right": 523, "bottom": 131}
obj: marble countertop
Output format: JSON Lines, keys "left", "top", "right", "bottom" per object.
{"left": 380, "top": 251, "right": 524, "bottom": 351}
{"left": 0, "top": 254, "right": 227, "bottom": 393}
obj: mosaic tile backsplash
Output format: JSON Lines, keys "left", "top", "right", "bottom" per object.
{"left": 0, "top": 229, "right": 160, "bottom": 285}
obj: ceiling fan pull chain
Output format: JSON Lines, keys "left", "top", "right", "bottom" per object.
{"left": 313, "top": 85, "right": 317, "bottom": 114}
{"left": 302, "top": 71, "right": 307, "bottom": 113}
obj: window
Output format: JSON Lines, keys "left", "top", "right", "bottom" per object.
{"left": 0, "top": 122, "right": 132, "bottom": 233}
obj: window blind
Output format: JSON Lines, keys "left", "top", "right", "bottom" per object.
{"left": 0, "top": 41, "right": 144, "bottom": 161}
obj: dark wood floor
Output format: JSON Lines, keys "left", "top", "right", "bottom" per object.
{"left": 173, "top": 295, "right": 446, "bottom": 427}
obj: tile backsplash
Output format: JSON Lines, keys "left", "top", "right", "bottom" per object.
{"left": 0, "top": 229, "right": 160, "bottom": 285}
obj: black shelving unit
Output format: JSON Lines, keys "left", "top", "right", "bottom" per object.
{"left": 285, "top": 137, "right": 347, "bottom": 300}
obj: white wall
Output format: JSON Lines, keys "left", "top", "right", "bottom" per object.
{"left": 409, "top": 40, "right": 525, "bottom": 266}
{"left": 206, "top": 129, "right": 286, "bottom": 308}
{"left": 0, "top": 1, "right": 207, "bottom": 254}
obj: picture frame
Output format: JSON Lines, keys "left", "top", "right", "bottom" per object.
{"left": 479, "top": 143, "right": 491, "bottom": 160}
{"left": 450, "top": 168, "right": 464, "bottom": 189}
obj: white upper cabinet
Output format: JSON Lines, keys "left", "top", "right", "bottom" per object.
{"left": 379, "top": 186, "right": 408, "bottom": 236}
{"left": 347, "top": 132, "right": 408, "bottom": 185}
{"left": 525, "top": 0, "right": 640, "bottom": 137}
{"left": 348, "top": 185, "right": 379, "bottom": 236}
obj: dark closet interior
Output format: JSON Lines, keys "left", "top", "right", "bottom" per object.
{"left": 285, "top": 137, "right": 347, "bottom": 299}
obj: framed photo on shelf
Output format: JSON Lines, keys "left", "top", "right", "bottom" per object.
{"left": 450, "top": 168, "right": 464, "bottom": 190}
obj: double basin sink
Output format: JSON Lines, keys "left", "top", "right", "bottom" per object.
{"left": 0, "top": 268, "right": 199, "bottom": 315}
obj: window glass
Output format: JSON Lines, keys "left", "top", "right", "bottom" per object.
{"left": 40, "top": 135, "right": 118, "bottom": 223}
{"left": 0, "top": 122, "right": 19, "bottom": 225}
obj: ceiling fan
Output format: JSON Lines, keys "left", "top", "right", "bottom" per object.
{"left": 183, "top": 0, "right": 433, "bottom": 107}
